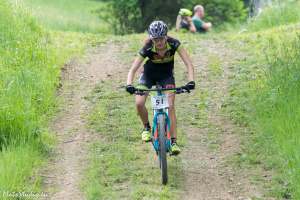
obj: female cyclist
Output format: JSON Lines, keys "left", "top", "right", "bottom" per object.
{"left": 126, "top": 21, "right": 195, "bottom": 155}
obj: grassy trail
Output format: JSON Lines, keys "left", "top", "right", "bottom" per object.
{"left": 82, "top": 35, "right": 270, "bottom": 199}
{"left": 41, "top": 42, "right": 123, "bottom": 199}
{"left": 42, "top": 34, "right": 272, "bottom": 199}
{"left": 82, "top": 37, "right": 185, "bottom": 199}
{"left": 178, "top": 39, "right": 264, "bottom": 199}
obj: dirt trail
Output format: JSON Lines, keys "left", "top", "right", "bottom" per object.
{"left": 180, "top": 40, "right": 263, "bottom": 200}
{"left": 41, "top": 42, "right": 125, "bottom": 200}
{"left": 41, "top": 38, "right": 266, "bottom": 200}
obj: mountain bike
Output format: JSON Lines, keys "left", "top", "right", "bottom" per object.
{"left": 135, "top": 85, "right": 191, "bottom": 185}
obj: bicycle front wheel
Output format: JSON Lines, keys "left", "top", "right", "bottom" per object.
{"left": 157, "top": 114, "right": 168, "bottom": 185}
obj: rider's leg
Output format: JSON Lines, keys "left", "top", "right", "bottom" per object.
{"left": 168, "top": 92, "right": 180, "bottom": 154}
{"left": 136, "top": 73, "right": 152, "bottom": 128}
{"left": 168, "top": 92, "right": 176, "bottom": 138}
{"left": 135, "top": 94, "right": 149, "bottom": 127}
{"left": 163, "top": 79, "right": 177, "bottom": 139}
{"left": 136, "top": 94, "right": 152, "bottom": 142}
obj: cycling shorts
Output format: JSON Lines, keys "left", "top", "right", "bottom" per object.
{"left": 138, "top": 73, "right": 175, "bottom": 89}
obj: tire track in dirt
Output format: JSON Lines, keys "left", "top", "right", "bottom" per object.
{"left": 41, "top": 41, "right": 126, "bottom": 200}
{"left": 179, "top": 39, "right": 264, "bottom": 200}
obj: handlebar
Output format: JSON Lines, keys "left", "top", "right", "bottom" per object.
{"left": 134, "top": 86, "right": 192, "bottom": 96}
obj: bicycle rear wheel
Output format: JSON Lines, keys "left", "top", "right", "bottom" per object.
{"left": 157, "top": 114, "right": 168, "bottom": 185}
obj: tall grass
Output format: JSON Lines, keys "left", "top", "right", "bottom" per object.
{"left": 252, "top": 35, "right": 300, "bottom": 199}
{"left": 0, "top": 0, "right": 61, "bottom": 194}
{"left": 247, "top": 1, "right": 300, "bottom": 31}
{"left": 22, "top": 0, "right": 110, "bottom": 33}
{"left": 0, "top": 0, "right": 59, "bottom": 147}
{"left": 228, "top": 8, "right": 300, "bottom": 198}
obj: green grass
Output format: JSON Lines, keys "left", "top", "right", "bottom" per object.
{"left": 83, "top": 81, "right": 184, "bottom": 200}
{"left": 254, "top": 34, "right": 300, "bottom": 199}
{"left": 4, "top": 0, "right": 300, "bottom": 198}
{"left": 207, "top": 54, "right": 222, "bottom": 77}
{"left": 21, "top": 0, "right": 110, "bottom": 33}
{"left": 80, "top": 32, "right": 200, "bottom": 199}
{"left": 0, "top": 0, "right": 59, "bottom": 148}
{"left": 0, "top": 0, "right": 56, "bottom": 194}
{"left": 81, "top": 32, "right": 228, "bottom": 199}
{"left": 246, "top": 1, "right": 300, "bottom": 32}
{"left": 226, "top": 16, "right": 300, "bottom": 199}
{"left": 0, "top": 139, "right": 52, "bottom": 199}
{"left": 0, "top": 0, "right": 106, "bottom": 195}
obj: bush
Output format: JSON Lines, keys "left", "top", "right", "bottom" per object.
{"left": 99, "top": 0, "right": 182, "bottom": 34}
{"left": 107, "top": 0, "right": 143, "bottom": 34}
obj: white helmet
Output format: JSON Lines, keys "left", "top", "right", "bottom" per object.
{"left": 148, "top": 20, "right": 168, "bottom": 39}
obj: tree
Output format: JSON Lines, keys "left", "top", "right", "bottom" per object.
{"left": 139, "top": 0, "right": 182, "bottom": 30}
{"left": 106, "top": 0, "right": 182, "bottom": 34}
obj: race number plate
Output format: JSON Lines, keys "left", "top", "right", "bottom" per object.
{"left": 151, "top": 95, "right": 169, "bottom": 109}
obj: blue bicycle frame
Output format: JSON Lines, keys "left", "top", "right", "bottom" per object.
{"left": 151, "top": 90, "right": 172, "bottom": 154}
{"left": 134, "top": 85, "right": 190, "bottom": 184}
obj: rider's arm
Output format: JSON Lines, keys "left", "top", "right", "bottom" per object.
{"left": 177, "top": 47, "right": 194, "bottom": 82}
{"left": 127, "top": 55, "right": 145, "bottom": 85}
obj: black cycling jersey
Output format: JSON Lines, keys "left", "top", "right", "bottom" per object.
{"left": 139, "top": 36, "right": 181, "bottom": 81}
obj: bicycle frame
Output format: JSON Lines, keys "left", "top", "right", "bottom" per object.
{"left": 134, "top": 85, "right": 190, "bottom": 184}
{"left": 135, "top": 85, "right": 190, "bottom": 154}
{"left": 151, "top": 90, "right": 172, "bottom": 154}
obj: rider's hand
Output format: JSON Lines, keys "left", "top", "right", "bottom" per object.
{"left": 126, "top": 84, "right": 136, "bottom": 94}
{"left": 186, "top": 81, "right": 195, "bottom": 90}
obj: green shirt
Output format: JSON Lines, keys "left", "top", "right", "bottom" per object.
{"left": 192, "top": 16, "right": 205, "bottom": 33}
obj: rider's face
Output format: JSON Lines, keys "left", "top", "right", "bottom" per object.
{"left": 152, "top": 37, "right": 167, "bottom": 50}
{"left": 197, "top": 9, "right": 204, "bottom": 18}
